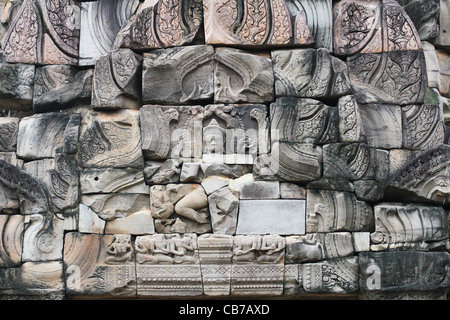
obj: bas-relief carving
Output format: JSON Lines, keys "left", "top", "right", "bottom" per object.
{"left": 370, "top": 203, "right": 449, "bottom": 251}
{"left": 231, "top": 234, "right": 285, "bottom": 296}
{"left": 114, "top": 0, "right": 203, "bottom": 50}
{"left": 142, "top": 45, "right": 214, "bottom": 105}
{"left": 0, "top": 214, "right": 23, "bottom": 267}
{"left": 0, "top": 117, "right": 19, "bottom": 152}
{"left": 80, "top": 168, "right": 149, "bottom": 195}
{"left": 91, "top": 49, "right": 142, "bottom": 109}
{"left": 150, "top": 184, "right": 210, "bottom": 234}
{"left": 208, "top": 187, "right": 238, "bottom": 235}
{"left": 78, "top": 109, "right": 144, "bottom": 169}
{"left": 2, "top": 0, "right": 81, "bottom": 65}
{"left": 135, "top": 233, "right": 203, "bottom": 296}
{"left": 203, "top": 0, "right": 313, "bottom": 47}
{"left": 0, "top": 63, "right": 34, "bottom": 111}
{"left": 64, "top": 232, "right": 136, "bottom": 296}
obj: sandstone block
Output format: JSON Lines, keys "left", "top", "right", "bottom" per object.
{"left": 80, "top": 168, "right": 149, "bottom": 194}
{"left": 0, "top": 117, "right": 19, "bottom": 152}
{"left": 208, "top": 187, "right": 239, "bottom": 235}
{"left": 0, "top": 214, "right": 23, "bottom": 268}
{"left": 0, "top": 63, "right": 34, "bottom": 111}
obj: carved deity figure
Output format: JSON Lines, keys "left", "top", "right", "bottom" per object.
{"left": 105, "top": 234, "right": 133, "bottom": 264}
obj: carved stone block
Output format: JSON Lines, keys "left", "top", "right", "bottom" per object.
{"left": 352, "top": 232, "right": 370, "bottom": 252}
{"left": 78, "top": 109, "right": 144, "bottom": 168}
{"left": 231, "top": 235, "right": 285, "bottom": 296}
{"left": 33, "top": 65, "right": 93, "bottom": 113}
{"left": 203, "top": 0, "right": 313, "bottom": 47}
{"left": 353, "top": 179, "right": 384, "bottom": 202}
{"left": 140, "top": 104, "right": 204, "bottom": 160}
{"left": 370, "top": 203, "right": 449, "bottom": 251}
{"left": 135, "top": 233, "right": 203, "bottom": 296}
{"left": 91, "top": 49, "right": 142, "bottom": 109}
{"left": 0, "top": 261, "right": 64, "bottom": 299}
{"left": 64, "top": 232, "right": 136, "bottom": 296}
{"left": 284, "top": 0, "right": 333, "bottom": 50}
{"left": 280, "top": 182, "right": 306, "bottom": 199}
{"left": 17, "top": 112, "right": 78, "bottom": 160}
{"left": 236, "top": 200, "right": 305, "bottom": 235}
{"left": 270, "top": 97, "right": 339, "bottom": 144}
{"left": 397, "top": 0, "right": 440, "bottom": 41}
{"left": 306, "top": 189, "right": 374, "bottom": 233}
{"left": 80, "top": 168, "right": 149, "bottom": 194}
{"left": 298, "top": 256, "right": 359, "bottom": 294}
{"left": 79, "top": 0, "right": 140, "bottom": 66}
{"left": 347, "top": 51, "right": 426, "bottom": 105}
{"left": 338, "top": 95, "right": 363, "bottom": 143}
{"left": 114, "top": 0, "right": 203, "bottom": 50}
{"left": 254, "top": 142, "right": 322, "bottom": 182}
{"left": 285, "top": 233, "right": 354, "bottom": 263}
{"left": 82, "top": 193, "right": 155, "bottom": 235}
{"left": 0, "top": 63, "right": 34, "bottom": 111}
{"left": 0, "top": 214, "right": 23, "bottom": 268}
{"left": 434, "top": 0, "right": 450, "bottom": 48}
{"left": 0, "top": 117, "right": 19, "bottom": 152}
{"left": 143, "top": 159, "right": 181, "bottom": 185}
{"left": 359, "top": 251, "right": 450, "bottom": 299}
{"left": 150, "top": 184, "right": 211, "bottom": 234}
{"left": 214, "top": 47, "right": 274, "bottom": 104}
{"left": 208, "top": 187, "right": 238, "bottom": 235}
{"left": 386, "top": 145, "right": 450, "bottom": 205}
{"left": 272, "top": 48, "right": 351, "bottom": 98}
{"left": 78, "top": 203, "right": 105, "bottom": 234}
{"left": 402, "top": 104, "right": 446, "bottom": 150}
{"left": 358, "top": 104, "right": 402, "bottom": 149}
{"left": 203, "top": 104, "right": 269, "bottom": 164}
{"left": 2, "top": 0, "right": 81, "bottom": 65}
{"left": 436, "top": 49, "right": 450, "bottom": 99}
{"left": 323, "top": 143, "right": 389, "bottom": 182}
{"left": 142, "top": 45, "right": 214, "bottom": 105}
{"left": 22, "top": 213, "right": 64, "bottom": 262}
{"left": 333, "top": 0, "right": 421, "bottom": 55}
{"left": 198, "top": 234, "right": 233, "bottom": 296}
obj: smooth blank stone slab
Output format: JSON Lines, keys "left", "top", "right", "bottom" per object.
{"left": 236, "top": 200, "right": 305, "bottom": 235}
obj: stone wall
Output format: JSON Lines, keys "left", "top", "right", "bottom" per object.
{"left": 0, "top": 0, "right": 449, "bottom": 300}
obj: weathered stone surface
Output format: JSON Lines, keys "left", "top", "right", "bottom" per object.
{"left": 204, "top": 0, "right": 313, "bottom": 48}
{"left": 33, "top": 65, "right": 93, "bottom": 113}
{"left": 0, "top": 117, "right": 19, "bottom": 152}
{"left": 254, "top": 142, "right": 322, "bottom": 182}
{"left": 272, "top": 48, "right": 351, "bottom": 98}
{"left": 114, "top": 0, "right": 203, "bottom": 50}
{"left": 397, "top": 0, "right": 440, "bottom": 41}
{"left": 64, "top": 232, "right": 136, "bottom": 296}
{"left": 229, "top": 174, "right": 279, "bottom": 199}
{"left": 79, "top": 0, "right": 140, "bottom": 66}
{"left": 22, "top": 213, "right": 64, "bottom": 262}
{"left": 236, "top": 200, "right": 305, "bottom": 235}
{"left": 285, "top": 233, "right": 354, "bottom": 263}
{"left": 270, "top": 97, "right": 339, "bottom": 144}
{"left": 214, "top": 47, "right": 274, "bottom": 104}
{"left": 201, "top": 175, "right": 230, "bottom": 195}
{"left": 0, "top": 261, "right": 64, "bottom": 299}
{"left": 208, "top": 187, "right": 238, "bottom": 235}
{"left": 353, "top": 179, "right": 384, "bottom": 202}
{"left": 388, "top": 148, "right": 420, "bottom": 173}
{"left": 359, "top": 251, "right": 450, "bottom": 299}
{"left": 150, "top": 184, "right": 210, "bottom": 234}
{"left": 231, "top": 234, "right": 285, "bottom": 296}
{"left": 358, "top": 104, "right": 402, "bottom": 149}
{"left": 386, "top": 145, "right": 450, "bottom": 205}
{"left": 17, "top": 112, "right": 78, "bottom": 160}
{"left": 0, "top": 63, "right": 34, "bottom": 111}
{"left": 0, "top": 214, "right": 23, "bottom": 267}
{"left": 370, "top": 203, "right": 449, "bottom": 251}
{"left": 352, "top": 232, "right": 370, "bottom": 252}
{"left": 436, "top": 49, "right": 450, "bottom": 98}
{"left": 80, "top": 168, "right": 149, "bottom": 194}
{"left": 198, "top": 234, "right": 233, "bottom": 296}
{"left": 142, "top": 45, "right": 214, "bottom": 104}
{"left": 323, "top": 143, "right": 389, "bottom": 182}
{"left": 333, "top": 0, "right": 421, "bottom": 56}
{"left": 82, "top": 193, "right": 154, "bottom": 235}
{"left": 401, "top": 104, "right": 446, "bottom": 150}
{"left": 143, "top": 159, "right": 181, "bottom": 185}
{"left": 307, "top": 177, "right": 355, "bottom": 193}
{"left": 306, "top": 189, "right": 374, "bottom": 233}
{"left": 91, "top": 49, "right": 142, "bottom": 109}
{"left": 280, "top": 182, "right": 306, "bottom": 199}
{"left": 140, "top": 104, "right": 203, "bottom": 160}
{"left": 347, "top": 51, "right": 426, "bottom": 105}
{"left": 338, "top": 95, "right": 363, "bottom": 143}
{"left": 78, "top": 109, "right": 144, "bottom": 168}
{"left": 434, "top": 0, "right": 450, "bottom": 48}
{"left": 298, "top": 256, "right": 359, "bottom": 294}
{"left": 203, "top": 104, "right": 269, "bottom": 164}
{"left": 78, "top": 203, "right": 105, "bottom": 234}
{"left": 285, "top": 0, "right": 333, "bottom": 50}
{"left": 2, "top": 0, "right": 81, "bottom": 65}
{"left": 135, "top": 233, "right": 203, "bottom": 296}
